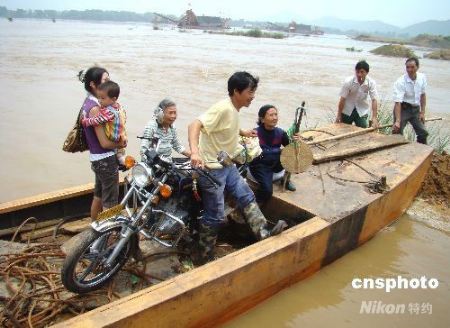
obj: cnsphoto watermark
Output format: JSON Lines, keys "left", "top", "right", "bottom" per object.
{"left": 352, "top": 276, "right": 439, "bottom": 315}
{"left": 351, "top": 275, "right": 439, "bottom": 293}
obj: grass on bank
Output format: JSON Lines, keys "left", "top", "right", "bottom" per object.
{"left": 208, "top": 29, "right": 285, "bottom": 39}
{"left": 376, "top": 102, "right": 449, "bottom": 154}
{"left": 424, "top": 49, "right": 450, "bottom": 60}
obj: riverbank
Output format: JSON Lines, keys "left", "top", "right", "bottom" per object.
{"left": 354, "top": 34, "right": 450, "bottom": 49}
{"left": 419, "top": 152, "right": 450, "bottom": 207}
{"left": 425, "top": 49, "right": 450, "bottom": 60}
{"left": 356, "top": 34, "right": 450, "bottom": 60}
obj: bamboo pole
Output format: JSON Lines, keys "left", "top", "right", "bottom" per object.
{"left": 306, "top": 117, "right": 442, "bottom": 145}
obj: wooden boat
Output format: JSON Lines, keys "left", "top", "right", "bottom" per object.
{"left": 0, "top": 124, "right": 433, "bottom": 327}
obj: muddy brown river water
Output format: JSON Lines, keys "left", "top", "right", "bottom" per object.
{"left": 0, "top": 19, "right": 449, "bottom": 327}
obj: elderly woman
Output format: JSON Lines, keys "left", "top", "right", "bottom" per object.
{"left": 249, "top": 104, "right": 299, "bottom": 205}
{"left": 140, "top": 98, "right": 191, "bottom": 160}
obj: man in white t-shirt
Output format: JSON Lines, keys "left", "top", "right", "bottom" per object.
{"left": 392, "top": 57, "right": 428, "bottom": 144}
{"left": 336, "top": 60, "right": 379, "bottom": 128}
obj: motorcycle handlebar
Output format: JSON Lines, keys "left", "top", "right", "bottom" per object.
{"left": 172, "top": 162, "right": 221, "bottom": 188}
{"left": 195, "top": 168, "right": 221, "bottom": 187}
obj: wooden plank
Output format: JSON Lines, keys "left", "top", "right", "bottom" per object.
{"left": 301, "top": 123, "right": 361, "bottom": 140}
{"left": 21, "top": 225, "right": 57, "bottom": 241}
{"left": 312, "top": 133, "right": 409, "bottom": 164}
{"left": 0, "top": 183, "right": 95, "bottom": 215}
{"left": 0, "top": 179, "right": 125, "bottom": 216}
{"left": 306, "top": 123, "right": 377, "bottom": 145}
{"left": 61, "top": 218, "right": 92, "bottom": 234}
{"left": 306, "top": 118, "right": 442, "bottom": 145}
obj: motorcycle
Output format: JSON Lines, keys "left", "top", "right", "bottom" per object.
{"left": 61, "top": 137, "right": 223, "bottom": 294}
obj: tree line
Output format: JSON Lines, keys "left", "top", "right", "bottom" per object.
{"left": 0, "top": 6, "right": 159, "bottom": 22}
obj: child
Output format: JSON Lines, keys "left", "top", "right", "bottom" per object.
{"left": 82, "top": 80, "right": 127, "bottom": 165}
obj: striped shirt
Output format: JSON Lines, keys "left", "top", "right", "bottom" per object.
{"left": 82, "top": 103, "right": 126, "bottom": 142}
{"left": 140, "top": 119, "right": 186, "bottom": 160}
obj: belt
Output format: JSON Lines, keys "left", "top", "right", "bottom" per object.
{"left": 401, "top": 102, "right": 420, "bottom": 109}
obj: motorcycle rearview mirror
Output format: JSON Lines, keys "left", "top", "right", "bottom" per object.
{"left": 144, "top": 148, "right": 159, "bottom": 163}
{"left": 151, "top": 137, "right": 160, "bottom": 151}
{"left": 136, "top": 136, "right": 161, "bottom": 152}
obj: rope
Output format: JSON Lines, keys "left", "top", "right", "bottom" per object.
{"left": 326, "top": 159, "right": 389, "bottom": 193}
{"left": 11, "top": 217, "right": 38, "bottom": 245}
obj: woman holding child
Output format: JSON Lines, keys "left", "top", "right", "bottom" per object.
{"left": 78, "top": 67, "right": 126, "bottom": 220}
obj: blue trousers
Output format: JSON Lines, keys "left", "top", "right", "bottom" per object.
{"left": 198, "top": 165, "right": 255, "bottom": 227}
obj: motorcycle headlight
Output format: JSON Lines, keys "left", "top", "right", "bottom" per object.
{"left": 132, "top": 163, "right": 153, "bottom": 187}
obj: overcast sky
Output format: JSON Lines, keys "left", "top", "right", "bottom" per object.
{"left": 1, "top": 0, "right": 449, "bottom": 27}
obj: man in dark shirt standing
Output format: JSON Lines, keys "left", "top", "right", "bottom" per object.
{"left": 249, "top": 105, "right": 299, "bottom": 205}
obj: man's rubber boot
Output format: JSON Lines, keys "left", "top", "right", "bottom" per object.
{"left": 271, "top": 219, "right": 288, "bottom": 236}
{"left": 243, "top": 202, "right": 287, "bottom": 240}
{"left": 195, "top": 222, "right": 219, "bottom": 265}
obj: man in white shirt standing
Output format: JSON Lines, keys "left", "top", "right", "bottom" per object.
{"left": 336, "top": 60, "right": 379, "bottom": 128}
{"left": 392, "top": 57, "right": 428, "bottom": 144}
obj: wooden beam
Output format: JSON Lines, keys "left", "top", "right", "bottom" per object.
{"left": 20, "top": 225, "right": 57, "bottom": 241}
{"left": 0, "top": 183, "right": 95, "bottom": 215}
{"left": 0, "top": 179, "right": 126, "bottom": 215}
{"left": 307, "top": 117, "right": 442, "bottom": 145}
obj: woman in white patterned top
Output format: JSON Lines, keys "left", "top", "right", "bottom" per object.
{"left": 140, "top": 98, "right": 191, "bottom": 161}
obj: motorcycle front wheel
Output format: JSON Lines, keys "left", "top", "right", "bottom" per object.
{"left": 61, "top": 226, "right": 134, "bottom": 294}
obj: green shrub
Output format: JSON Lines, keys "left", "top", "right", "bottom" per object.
{"left": 370, "top": 44, "right": 416, "bottom": 58}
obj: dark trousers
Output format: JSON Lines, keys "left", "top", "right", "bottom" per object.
{"left": 342, "top": 108, "right": 369, "bottom": 128}
{"left": 249, "top": 155, "right": 283, "bottom": 204}
{"left": 394, "top": 102, "right": 428, "bottom": 144}
{"left": 91, "top": 155, "right": 119, "bottom": 208}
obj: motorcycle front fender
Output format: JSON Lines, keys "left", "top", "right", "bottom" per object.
{"left": 90, "top": 216, "right": 140, "bottom": 260}
{"left": 91, "top": 216, "right": 129, "bottom": 233}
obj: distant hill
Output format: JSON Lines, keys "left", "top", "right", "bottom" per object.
{"left": 401, "top": 20, "right": 450, "bottom": 36}
{"left": 0, "top": 6, "right": 157, "bottom": 22}
{"left": 308, "top": 17, "right": 450, "bottom": 37}
{"left": 1, "top": 5, "right": 449, "bottom": 37}
{"left": 310, "top": 16, "right": 400, "bottom": 35}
